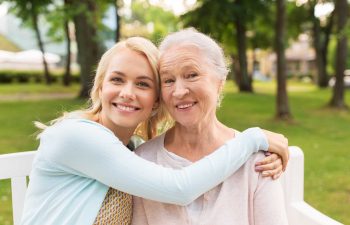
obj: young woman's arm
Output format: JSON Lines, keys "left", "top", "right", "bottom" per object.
{"left": 42, "top": 119, "right": 269, "bottom": 206}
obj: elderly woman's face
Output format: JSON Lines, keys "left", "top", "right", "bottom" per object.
{"left": 159, "top": 46, "right": 222, "bottom": 126}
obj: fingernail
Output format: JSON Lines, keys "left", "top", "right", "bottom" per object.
{"left": 255, "top": 162, "right": 261, "bottom": 166}
{"left": 255, "top": 166, "right": 263, "bottom": 171}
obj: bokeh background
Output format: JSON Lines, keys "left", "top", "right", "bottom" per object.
{"left": 0, "top": 0, "right": 349, "bottom": 224}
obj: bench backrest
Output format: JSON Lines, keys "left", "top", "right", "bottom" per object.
{"left": 0, "top": 148, "right": 344, "bottom": 225}
{"left": 0, "top": 151, "right": 36, "bottom": 225}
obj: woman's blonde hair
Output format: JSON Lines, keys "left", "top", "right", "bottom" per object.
{"left": 36, "top": 37, "right": 170, "bottom": 140}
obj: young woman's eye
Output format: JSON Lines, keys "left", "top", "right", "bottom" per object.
{"left": 111, "top": 77, "right": 123, "bottom": 83}
{"left": 137, "top": 81, "right": 151, "bottom": 88}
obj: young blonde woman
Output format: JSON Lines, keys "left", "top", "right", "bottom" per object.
{"left": 21, "top": 37, "right": 288, "bottom": 225}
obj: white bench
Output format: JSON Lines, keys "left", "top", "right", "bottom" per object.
{"left": 0, "top": 147, "right": 344, "bottom": 225}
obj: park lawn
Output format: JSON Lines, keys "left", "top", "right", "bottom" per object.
{"left": 0, "top": 81, "right": 349, "bottom": 224}
{"left": 0, "top": 83, "right": 80, "bottom": 95}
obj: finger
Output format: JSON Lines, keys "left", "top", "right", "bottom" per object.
{"left": 273, "top": 170, "right": 283, "bottom": 180}
{"left": 262, "top": 165, "right": 283, "bottom": 178}
{"left": 255, "top": 158, "right": 282, "bottom": 172}
{"left": 281, "top": 145, "right": 289, "bottom": 171}
{"left": 255, "top": 153, "right": 278, "bottom": 166}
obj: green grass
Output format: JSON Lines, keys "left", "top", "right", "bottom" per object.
{"left": 0, "top": 83, "right": 80, "bottom": 95}
{"left": 218, "top": 81, "right": 350, "bottom": 224}
{"left": 0, "top": 81, "right": 349, "bottom": 224}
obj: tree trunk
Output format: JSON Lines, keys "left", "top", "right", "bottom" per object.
{"left": 31, "top": 3, "right": 51, "bottom": 85}
{"left": 312, "top": 4, "right": 333, "bottom": 88}
{"left": 329, "top": 0, "right": 348, "bottom": 109}
{"left": 115, "top": 0, "right": 120, "bottom": 42}
{"left": 234, "top": 0, "right": 252, "bottom": 92}
{"left": 275, "top": 0, "right": 292, "bottom": 120}
{"left": 71, "top": 0, "right": 101, "bottom": 98}
{"left": 320, "top": 12, "right": 334, "bottom": 87}
{"left": 312, "top": 15, "right": 327, "bottom": 87}
{"left": 63, "top": 17, "right": 71, "bottom": 86}
{"left": 230, "top": 54, "right": 241, "bottom": 85}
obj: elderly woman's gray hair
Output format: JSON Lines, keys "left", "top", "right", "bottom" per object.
{"left": 159, "top": 28, "right": 229, "bottom": 81}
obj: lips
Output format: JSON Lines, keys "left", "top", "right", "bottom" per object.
{"left": 112, "top": 103, "right": 140, "bottom": 112}
{"left": 176, "top": 102, "right": 197, "bottom": 109}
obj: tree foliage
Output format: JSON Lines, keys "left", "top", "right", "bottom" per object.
{"left": 125, "top": 0, "right": 178, "bottom": 44}
{"left": 3, "top": 0, "right": 53, "bottom": 84}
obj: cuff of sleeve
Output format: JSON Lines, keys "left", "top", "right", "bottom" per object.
{"left": 242, "top": 127, "right": 269, "bottom": 151}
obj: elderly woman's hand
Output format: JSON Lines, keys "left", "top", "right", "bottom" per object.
{"left": 257, "top": 129, "right": 289, "bottom": 178}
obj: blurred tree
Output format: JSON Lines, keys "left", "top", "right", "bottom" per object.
{"left": 65, "top": 0, "right": 106, "bottom": 98}
{"left": 182, "top": 0, "right": 271, "bottom": 92}
{"left": 289, "top": 1, "right": 334, "bottom": 88}
{"left": 275, "top": 0, "right": 292, "bottom": 119}
{"left": 126, "top": 0, "right": 178, "bottom": 45}
{"left": 46, "top": 0, "right": 74, "bottom": 86}
{"left": 310, "top": 1, "right": 334, "bottom": 87}
{"left": 63, "top": 0, "right": 72, "bottom": 86}
{"left": 114, "top": 0, "right": 122, "bottom": 42}
{"left": 3, "top": 0, "right": 53, "bottom": 84}
{"left": 329, "top": 0, "right": 348, "bottom": 108}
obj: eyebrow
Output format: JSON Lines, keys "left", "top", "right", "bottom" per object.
{"left": 110, "top": 71, "right": 154, "bottom": 81}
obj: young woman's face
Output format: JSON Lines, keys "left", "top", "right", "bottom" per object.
{"left": 99, "top": 47, "right": 158, "bottom": 132}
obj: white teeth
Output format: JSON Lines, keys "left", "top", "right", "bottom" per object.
{"left": 177, "top": 103, "right": 194, "bottom": 109}
{"left": 116, "top": 104, "right": 137, "bottom": 111}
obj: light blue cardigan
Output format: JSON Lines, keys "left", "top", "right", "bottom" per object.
{"left": 21, "top": 118, "right": 268, "bottom": 225}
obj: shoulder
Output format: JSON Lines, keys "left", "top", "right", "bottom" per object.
{"left": 134, "top": 133, "right": 165, "bottom": 158}
{"left": 39, "top": 119, "right": 121, "bottom": 156}
{"left": 230, "top": 151, "right": 265, "bottom": 183}
{"left": 43, "top": 118, "right": 115, "bottom": 142}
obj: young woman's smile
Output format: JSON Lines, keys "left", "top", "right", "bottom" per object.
{"left": 99, "top": 47, "right": 158, "bottom": 133}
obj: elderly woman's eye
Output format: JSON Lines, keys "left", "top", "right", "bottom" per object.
{"left": 186, "top": 73, "right": 198, "bottom": 79}
{"left": 163, "top": 78, "right": 175, "bottom": 84}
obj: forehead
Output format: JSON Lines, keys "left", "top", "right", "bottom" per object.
{"left": 159, "top": 45, "right": 205, "bottom": 70}
{"left": 107, "top": 48, "right": 153, "bottom": 76}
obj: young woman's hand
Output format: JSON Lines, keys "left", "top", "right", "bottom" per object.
{"left": 255, "top": 152, "right": 283, "bottom": 179}
{"left": 260, "top": 129, "right": 289, "bottom": 175}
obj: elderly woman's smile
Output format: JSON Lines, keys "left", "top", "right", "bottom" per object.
{"left": 160, "top": 46, "right": 223, "bottom": 126}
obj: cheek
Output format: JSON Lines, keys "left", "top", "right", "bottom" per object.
{"left": 141, "top": 91, "right": 158, "bottom": 109}
{"left": 161, "top": 89, "right": 172, "bottom": 109}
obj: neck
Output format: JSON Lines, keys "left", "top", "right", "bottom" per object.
{"left": 164, "top": 116, "right": 234, "bottom": 162}
{"left": 113, "top": 127, "right": 135, "bottom": 145}
{"left": 95, "top": 114, "right": 135, "bottom": 146}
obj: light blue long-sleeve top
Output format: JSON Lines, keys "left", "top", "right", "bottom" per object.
{"left": 21, "top": 118, "right": 268, "bottom": 225}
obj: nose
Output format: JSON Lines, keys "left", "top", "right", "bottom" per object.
{"left": 119, "top": 82, "right": 136, "bottom": 100}
{"left": 172, "top": 80, "right": 189, "bottom": 98}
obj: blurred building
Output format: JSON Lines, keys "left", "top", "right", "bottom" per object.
{"left": 248, "top": 34, "right": 316, "bottom": 80}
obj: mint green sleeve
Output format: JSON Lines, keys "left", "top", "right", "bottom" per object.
{"left": 43, "top": 119, "right": 268, "bottom": 206}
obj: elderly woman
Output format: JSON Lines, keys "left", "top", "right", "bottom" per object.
{"left": 132, "top": 29, "right": 288, "bottom": 225}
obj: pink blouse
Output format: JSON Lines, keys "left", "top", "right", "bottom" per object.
{"left": 132, "top": 133, "right": 289, "bottom": 225}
